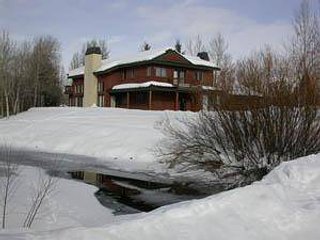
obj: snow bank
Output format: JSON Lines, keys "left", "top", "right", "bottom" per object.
{"left": 1, "top": 154, "right": 320, "bottom": 239}
{"left": 0, "top": 107, "right": 191, "bottom": 174}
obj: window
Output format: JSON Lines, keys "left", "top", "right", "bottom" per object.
{"left": 195, "top": 71, "right": 203, "bottom": 81}
{"left": 75, "top": 97, "right": 83, "bottom": 107}
{"left": 98, "top": 81, "right": 104, "bottom": 92}
{"left": 122, "top": 68, "right": 135, "bottom": 80}
{"left": 174, "top": 69, "right": 185, "bottom": 85}
{"left": 155, "top": 67, "right": 167, "bottom": 77}
{"left": 75, "top": 84, "right": 83, "bottom": 93}
{"left": 97, "top": 95, "right": 105, "bottom": 107}
{"left": 147, "top": 66, "right": 152, "bottom": 77}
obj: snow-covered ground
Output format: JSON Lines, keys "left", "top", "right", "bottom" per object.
{"left": 0, "top": 107, "right": 187, "bottom": 174}
{"left": 0, "top": 165, "right": 117, "bottom": 231}
{"left": 0, "top": 153, "right": 319, "bottom": 239}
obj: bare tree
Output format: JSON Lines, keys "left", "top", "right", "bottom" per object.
{"left": 289, "top": 0, "right": 320, "bottom": 104}
{"left": 70, "top": 39, "right": 110, "bottom": 70}
{"left": 208, "top": 33, "right": 235, "bottom": 90}
{"left": 174, "top": 39, "right": 185, "bottom": 54}
{"left": 140, "top": 41, "right": 151, "bottom": 52}
{"left": 0, "top": 31, "right": 15, "bottom": 118}
{"left": 185, "top": 35, "right": 205, "bottom": 56}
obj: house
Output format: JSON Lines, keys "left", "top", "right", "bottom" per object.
{"left": 65, "top": 47, "right": 221, "bottom": 111}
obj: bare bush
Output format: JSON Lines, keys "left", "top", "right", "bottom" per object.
{"left": 0, "top": 146, "right": 19, "bottom": 228}
{"left": 158, "top": 102, "right": 320, "bottom": 186}
{"left": 0, "top": 147, "right": 59, "bottom": 229}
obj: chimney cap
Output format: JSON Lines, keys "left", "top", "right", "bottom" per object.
{"left": 197, "top": 52, "right": 210, "bottom": 61}
{"left": 85, "top": 46, "right": 102, "bottom": 55}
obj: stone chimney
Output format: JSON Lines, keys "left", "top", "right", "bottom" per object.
{"left": 197, "top": 52, "right": 210, "bottom": 61}
{"left": 83, "top": 47, "right": 102, "bottom": 107}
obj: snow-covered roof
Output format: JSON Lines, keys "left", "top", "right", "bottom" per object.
{"left": 68, "top": 66, "right": 85, "bottom": 78}
{"left": 112, "top": 81, "right": 174, "bottom": 90}
{"left": 68, "top": 48, "right": 218, "bottom": 78}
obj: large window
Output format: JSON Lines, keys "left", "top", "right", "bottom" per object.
{"left": 75, "top": 97, "right": 83, "bottom": 107}
{"left": 155, "top": 67, "right": 167, "bottom": 77}
{"left": 98, "top": 81, "right": 104, "bottom": 92}
{"left": 97, "top": 95, "right": 105, "bottom": 107}
{"left": 195, "top": 71, "right": 203, "bottom": 81}
{"left": 75, "top": 84, "right": 83, "bottom": 94}
{"left": 174, "top": 70, "right": 185, "bottom": 84}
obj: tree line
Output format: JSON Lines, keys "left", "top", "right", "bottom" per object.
{"left": 0, "top": 32, "right": 64, "bottom": 117}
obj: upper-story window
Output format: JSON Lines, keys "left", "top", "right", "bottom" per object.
{"left": 173, "top": 69, "right": 185, "bottom": 85}
{"left": 147, "top": 66, "right": 152, "bottom": 77}
{"left": 195, "top": 71, "right": 203, "bottom": 81}
{"left": 98, "top": 81, "right": 104, "bottom": 92}
{"left": 122, "top": 68, "right": 135, "bottom": 80}
{"left": 155, "top": 67, "right": 167, "bottom": 78}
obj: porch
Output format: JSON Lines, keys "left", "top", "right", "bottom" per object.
{"left": 110, "top": 86, "right": 197, "bottom": 111}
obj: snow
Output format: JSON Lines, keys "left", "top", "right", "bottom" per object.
{"left": 0, "top": 166, "right": 116, "bottom": 231}
{"left": 1, "top": 154, "right": 320, "bottom": 239}
{"left": 112, "top": 81, "right": 174, "bottom": 90}
{"left": 68, "top": 48, "right": 217, "bottom": 78}
{"left": 68, "top": 66, "right": 85, "bottom": 78}
{"left": 0, "top": 107, "right": 190, "bottom": 175}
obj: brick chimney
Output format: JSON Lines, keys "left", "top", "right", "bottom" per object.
{"left": 197, "top": 52, "right": 210, "bottom": 61}
{"left": 83, "top": 47, "right": 102, "bottom": 107}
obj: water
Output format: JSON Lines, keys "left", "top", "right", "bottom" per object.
{"left": 69, "top": 171, "right": 208, "bottom": 215}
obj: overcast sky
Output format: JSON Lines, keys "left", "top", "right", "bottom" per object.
{"left": 0, "top": 0, "right": 306, "bottom": 68}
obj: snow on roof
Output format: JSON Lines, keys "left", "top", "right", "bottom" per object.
{"left": 112, "top": 81, "right": 174, "bottom": 90}
{"left": 68, "top": 48, "right": 218, "bottom": 78}
{"left": 183, "top": 55, "right": 216, "bottom": 68}
{"left": 68, "top": 65, "right": 85, "bottom": 78}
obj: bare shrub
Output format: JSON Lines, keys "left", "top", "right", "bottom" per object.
{"left": 0, "top": 145, "right": 20, "bottom": 229}
{"left": 0, "top": 147, "right": 59, "bottom": 229}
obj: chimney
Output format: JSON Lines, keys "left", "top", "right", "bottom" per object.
{"left": 197, "top": 52, "right": 210, "bottom": 61}
{"left": 83, "top": 46, "right": 102, "bottom": 107}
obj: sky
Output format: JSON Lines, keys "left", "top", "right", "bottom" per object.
{"left": 0, "top": 0, "right": 307, "bottom": 69}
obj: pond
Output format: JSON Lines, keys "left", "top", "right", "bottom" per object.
{"left": 69, "top": 171, "right": 213, "bottom": 215}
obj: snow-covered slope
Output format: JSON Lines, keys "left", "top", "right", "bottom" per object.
{"left": 0, "top": 107, "right": 190, "bottom": 173}
{"left": 1, "top": 154, "right": 320, "bottom": 239}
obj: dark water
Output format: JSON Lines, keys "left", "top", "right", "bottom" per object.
{"left": 69, "top": 171, "right": 210, "bottom": 215}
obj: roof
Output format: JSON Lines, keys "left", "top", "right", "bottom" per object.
{"left": 68, "top": 48, "right": 218, "bottom": 78}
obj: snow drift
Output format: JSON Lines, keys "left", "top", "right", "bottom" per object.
{"left": 1, "top": 153, "right": 319, "bottom": 239}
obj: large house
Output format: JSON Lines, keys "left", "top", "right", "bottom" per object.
{"left": 65, "top": 47, "right": 261, "bottom": 111}
{"left": 65, "top": 47, "right": 222, "bottom": 111}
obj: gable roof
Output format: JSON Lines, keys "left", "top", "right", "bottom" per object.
{"left": 68, "top": 48, "right": 218, "bottom": 78}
